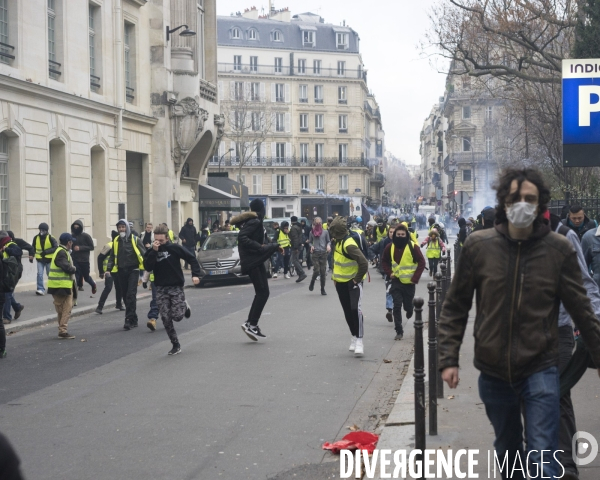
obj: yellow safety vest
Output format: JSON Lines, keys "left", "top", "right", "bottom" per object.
{"left": 323, "top": 224, "right": 328, "bottom": 230}
{"left": 391, "top": 243, "right": 418, "bottom": 284}
{"left": 48, "top": 246, "right": 74, "bottom": 289}
{"left": 332, "top": 236, "right": 364, "bottom": 283}
{"left": 103, "top": 242, "right": 118, "bottom": 273}
{"left": 351, "top": 227, "right": 364, "bottom": 236}
{"left": 2, "top": 241, "right": 17, "bottom": 259}
{"left": 277, "top": 230, "right": 291, "bottom": 248}
{"left": 425, "top": 239, "right": 441, "bottom": 259}
{"left": 376, "top": 226, "right": 389, "bottom": 242}
{"left": 168, "top": 230, "right": 174, "bottom": 242}
{"left": 35, "top": 235, "right": 53, "bottom": 260}
{"left": 112, "top": 237, "right": 144, "bottom": 271}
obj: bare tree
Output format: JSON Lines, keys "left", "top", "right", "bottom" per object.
{"left": 220, "top": 82, "right": 274, "bottom": 187}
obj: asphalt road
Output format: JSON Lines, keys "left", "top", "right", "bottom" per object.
{"left": 0, "top": 272, "right": 414, "bottom": 480}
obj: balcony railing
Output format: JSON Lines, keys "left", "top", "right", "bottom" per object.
{"left": 364, "top": 101, "right": 373, "bottom": 116}
{"left": 371, "top": 173, "right": 386, "bottom": 186}
{"left": 208, "top": 156, "right": 368, "bottom": 168}
{"left": 218, "top": 63, "right": 366, "bottom": 80}
{"left": 90, "top": 74, "right": 101, "bottom": 90}
{"left": 452, "top": 152, "right": 488, "bottom": 164}
{"left": 48, "top": 59, "right": 61, "bottom": 79}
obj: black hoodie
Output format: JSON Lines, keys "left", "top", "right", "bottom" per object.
{"left": 143, "top": 242, "right": 200, "bottom": 287}
{"left": 179, "top": 218, "right": 198, "bottom": 247}
{"left": 71, "top": 220, "right": 95, "bottom": 263}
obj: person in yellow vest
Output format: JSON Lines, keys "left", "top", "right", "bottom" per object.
{"left": 427, "top": 216, "right": 436, "bottom": 232}
{"left": 161, "top": 223, "right": 176, "bottom": 242}
{"left": 401, "top": 221, "right": 419, "bottom": 244}
{"left": 375, "top": 220, "right": 389, "bottom": 242}
{"left": 31, "top": 222, "right": 58, "bottom": 296}
{"left": 275, "top": 221, "right": 292, "bottom": 278}
{"left": 420, "top": 229, "right": 446, "bottom": 276}
{"left": 95, "top": 231, "right": 124, "bottom": 314}
{"left": 381, "top": 223, "right": 426, "bottom": 341}
{"left": 106, "top": 219, "right": 147, "bottom": 330}
{"left": 47, "top": 233, "right": 78, "bottom": 339}
{"left": 329, "top": 216, "right": 369, "bottom": 357}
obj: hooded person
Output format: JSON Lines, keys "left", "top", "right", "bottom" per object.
{"left": 178, "top": 218, "right": 198, "bottom": 270}
{"left": 275, "top": 221, "right": 292, "bottom": 278}
{"left": 381, "top": 222, "right": 426, "bottom": 340}
{"left": 289, "top": 216, "right": 307, "bottom": 283}
{"left": 47, "top": 233, "right": 78, "bottom": 339}
{"left": 457, "top": 217, "right": 468, "bottom": 247}
{"left": 198, "top": 223, "right": 210, "bottom": 249}
{"left": 0, "top": 233, "right": 22, "bottom": 347}
{"left": 95, "top": 230, "right": 124, "bottom": 314}
{"left": 31, "top": 222, "right": 58, "bottom": 296}
{"left": 375, "top": 219, "right": 389, "bottom": 243}
{"left": 106, "top": 219, "right": 147, "bottom": 330}
{"left": 329, "top": 216, "right": 369, "bottom": 356}
{"left": 420, "top": 229, "right": 446, "bottom": 276}
{"left": 308, "top": 216, "right": 331, "bottom": 295}
{"left": 2, "top": 232, "right": 31, "bottom": 325}
{"left": 70, "top": 220, "right": 97, "bottom": 294}
{"left": 232, "top": 198, "right": 280, "bottom": 341}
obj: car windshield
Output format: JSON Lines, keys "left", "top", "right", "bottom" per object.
{"left": 202, "top": 234, "right": 238, "bottom": 251}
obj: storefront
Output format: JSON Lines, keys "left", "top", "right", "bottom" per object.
{"left": 198, "top": 184, "right": 241, "bottom": 227}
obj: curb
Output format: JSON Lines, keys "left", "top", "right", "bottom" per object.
{"left": 6, "top": 284, "right": 196, "bottom": 334}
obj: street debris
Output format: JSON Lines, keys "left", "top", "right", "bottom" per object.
{"left": 322, "top": 431, "right": 379, "bottom": 454}
{"left": 383, "top": 359, "right": 392, "bottom": 363}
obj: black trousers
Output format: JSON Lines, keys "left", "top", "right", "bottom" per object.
{"left": 0, "top": 298, "right": 6, "bottom": 351}
{"left": 183, "top": 245, "right": 195, "bottom": 269}
{"left": 389, "top": 280, "right": 415, "bottom": 335}
{"left": 247, "top": 263, "right": 270, "bottom": 326}
{"left": 304, "top": 243, "right": 312, "bottom": 268}
{"left": 74, "top": 260, "right": 96, "bottom": 289}
{"left": 428, "top": 257, "right": 440, "bottom": 275}
{"left": 335, "top": 281, "right": 364, "bottom": 338}
{"left": 97, "top": 275, "right": 123, "bottom": 309}
{"left": 118, "top": 268, "right": 139, "bottom": 323}
{"left": 558, "top": 325, "right": 578, "bottom": 476}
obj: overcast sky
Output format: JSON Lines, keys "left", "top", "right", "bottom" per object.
{"left": 216, "top": 0, "right": 447, "bottom": 165}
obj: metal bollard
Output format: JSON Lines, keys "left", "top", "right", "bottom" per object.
{"left": 435, "top": 272, "right": 443, "bottom": 320}
{"left": 413, "top": 296, "right": 426, "bottom": 462}
{"left": 440, "top": 262, "right": 448, "bottom": 305}
{"left": 438, "top": 265, "right": 447, "bottom": 399}
{"left": 446, "top": 248, "right": 452, "bottom": 283}
{"left": 427, "top": 282, "right": 438, "bottom": 436}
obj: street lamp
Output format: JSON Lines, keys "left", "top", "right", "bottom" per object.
{"left": 166, "top": 25, "right": 196, "bottom": 41}
{"left": 448, "top": 163, "right": 458, "bottom": 215}
{"left": 218, "top": 148, "right": 234, "bottom": 173}
{"left": 452, "top": 135, "right": 476, "bottom": 200}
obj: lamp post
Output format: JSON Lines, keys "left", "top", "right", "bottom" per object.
{"left": 448, "top": 163, "right": 458, "bottom": 215}
{"left": 452, "top": 135, "right": 476, "bottom": 206}
{"left": 166, "top": 25, "right": 197, "bottom": 41}
{"left": 218, "top": 148, "right": 234, "bottom": 173}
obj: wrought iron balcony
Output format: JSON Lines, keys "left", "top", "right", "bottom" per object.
{"left": 371, "top": 172, "right": 385, "bottom": 186}
{"left": 208, "top": 156, "right": 368, "bottom": 168}
{"left": 218, "top": 63, "right": 365, "bottom": 80}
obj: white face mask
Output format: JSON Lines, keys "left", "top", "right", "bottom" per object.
{"left": 119, "top": 231, "right": 126, "bottom": 238}
{"left": 506, "top": 202, "right": 538, "bottom": 229}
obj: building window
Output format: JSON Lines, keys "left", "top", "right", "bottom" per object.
{"left": 486, "top": 106, "right": 493, "bottom": 121}
{"left": 250, "top": 56, "right": 258, "bottom": 72}
{"left": 315, "top": 144, "right": 324, "bottom": 162}
{"left": 250, "top": 82, "right": 260, "bottom": 101}
{"left": 275, "top": 143, "right": 286, "bottom": 163}
{"left": 300, "top": 143, "right": 308, "bottom": 163}
{"left": 314, "top": 85, "right": 323, "bottom": 103}
{"left": 124, "top": 23, "right": 135, "bottom": 102}
{"left": 272, "top": 30, "right": 282, "bottom": 42}
{"left": 299, "top": 84, "right": 308, "bottom": 103}
{"left": 336, "top": 32, "right": 349, "bottom": 50}
{"left": 338, "top": 86, "right": 347, "bottom": 104}
{"left": 313, "top": 59, "right": 321, "bottom": 75}
{"left": 251, "top": 112, "right": 261, "bottom": 131}
{"left": 303, "top": 30, "right": 315, "bottom": 46}
{"left": 48, "top": 0, "right": 61, "bottom": 79}
{"left": 463, "top": 169, "right": 472, "bottom": 182}
{"left": 0, "top": 133, "right": 8, "bottom": 230}
{"left": 234, "top": 81, "right": 244, "bottom": 100}
{"left": 89, "top": 4, "right": 101, "bottom": 91}
{"left": 299, "top": 114, "right": 308, "bottom": 132}
{"left": 316, "top": 174, "right": 324, "bottom": 191}
{"left": 486, "top": 136, "right": 493, "bottom": 157}
{"left": 298, "top": 59, "right": 306, "bottom": 74}
{"left": 231, "top": 27, "right": 241, "bottom": 39}
{"left": 248, "top": 28, "right": 257, "bottom": 40}
{"left": 462, "top": 105, "right": 471, "bottom": 119}
{"left": 339, "top": 115, "right": 348, "bottom": 133}
{"left": 252, "top": 174, "right": 262, "bottom": 194}
{"left": 301, "top": 175, "right": 309, "bottom": 191}
{"left": 233, "top": 55, "right": 242, "bottom": 71}
{"left": 376, "top": 140, "right": 383, "bottom": 157}
{"left": 339, "top": 144, "right": 348, "bottom": 162}
{"left": 339, "top": 174, "right": 349, "bottom": 193}
{"left": 275, "top": 83, "right": 285, "bottom": 102}
{"left": 276, "top": 174, "right": 286, "bottom": 193}
{"left": 315, "top": 114, "right": 324, "bottom": 133}
{"left": 337, "top": 61, "right": 346, "bottom": 76}
{"left": 274, "top": 57, "right": 282, "bottom": 74}
{"left": 462, "top": 136, "right": 471, "bottom": 152}
{"left": 276, "top": 113, "right": 285, "bottom": 132}
{"left": 0, "top": 0, "right": 11, "bottom": 65}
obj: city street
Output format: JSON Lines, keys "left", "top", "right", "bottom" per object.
{"left": 0, "top": 272, "right": 415, "bottom": 480}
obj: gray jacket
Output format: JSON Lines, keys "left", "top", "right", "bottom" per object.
{"left": 557, "top": 224, "right": 600, "bottom": 327}
{"left": 309, "top": 229, "right": 330, "bottom": 253}
{"left": 582, "top": 226, "right": 600, "bottom": 285}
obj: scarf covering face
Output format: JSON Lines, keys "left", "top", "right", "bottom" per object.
{"left": 312, "top": 223, "right": 323, "bottom": 238}
{"left": 393, "top": 233, "right": 418, "bottom": 264}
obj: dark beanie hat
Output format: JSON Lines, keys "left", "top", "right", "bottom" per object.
{"left": 291, "top": 216, "right": 298, "bottom": 223}
{"left": 250, "top": 198, "right": 265, "bottom": 215}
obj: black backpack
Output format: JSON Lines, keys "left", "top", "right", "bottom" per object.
{"left": 2, "top": 255, "right": 22, "bottom": 292}
{"left": 338, "top": 231, "right": 369, "bottom": 260}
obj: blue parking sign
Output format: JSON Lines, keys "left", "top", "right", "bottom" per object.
{"left": 563, "top": 59, "right": 600, "bottom": 166}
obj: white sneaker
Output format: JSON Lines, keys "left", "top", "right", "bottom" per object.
{"left": 349, "top": 336, "right": 357, "bottom": 352}
{"left": 354, "top": 338, "right": 364, "bottom": 356}
{"left": 316, "top": 275, "right": 320, "bottom": 281}
{"left": 285, "top": 273, "right": 290, "bottom": 279}
{"left": 273, "top": 273, "right": 278, "bottom": 278}
{"left": 36, "top": 290, "right": 45, "bottom": 296}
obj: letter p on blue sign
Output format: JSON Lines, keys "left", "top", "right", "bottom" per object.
{"left": 563, "top": 59, "right": 600, "bottom": 166}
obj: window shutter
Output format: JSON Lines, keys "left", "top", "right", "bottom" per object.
{"left": 260, "top": 82, "right": 266, "bottom": 101}
{"left": 272, "top": 174, "right": 277, "bottom": 194}
{"left": 285, "top": 83, "right": 290, "bottom": 103}
{"left": 271, "top": 83, "right": 276, "bottom": 102}
{"left": 286, "top": 174, "right": 292, "bottom": 194}
{"left": 229, "top": 81, "right": 235, "bottom": 100}
{"left": 256, "top": 174, "right": 262, "bottom": 194}
{"left": 231, "top": 141, "right": 236, "bottom": 157}
{"left": 218, "top": 81, "right": 224, "bottom": 101}
{"left": 218, "top": 142, "right": 225, "bottom": 156}
{"left": 286, "top": 142, "right": 291, "bottom": 159}
{"left": 285, "top": 113, "right": 291, "bottom": 133}
{"left": 271, "top": 142, "right": 276, "bottom": 158}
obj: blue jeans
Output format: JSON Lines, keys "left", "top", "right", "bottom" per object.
{"left": 36, "top": 261, "right": 50, "bottom": 293}
{"left": 147, "top": 282, "right": 159, "bottom": 320}
{"left": 3, "top": 292, "right": 20, "bottom": 321}
{"left": 386, "top": 291, "right": 393, "bottom": 310}
{"left": 478, "top": 366, "right": 560, "bottom": 480}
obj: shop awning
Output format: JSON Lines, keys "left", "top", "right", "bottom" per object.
{"left": 198, "top": 184, "right": 241, "bottom": 209}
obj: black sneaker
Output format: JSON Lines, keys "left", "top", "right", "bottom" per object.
{"left": 115, "top": 305, "right": 125, "bottom": 311}
{"left": 0, "top": 349, "right": 6, "bottom": 358}
{"left": 386, "top": 310, "right": 393, "bottom": 323}
{"left": 406, "top": 310, "right": 413, "bottom": 319}
{"left": 184, "top": 301, "right": 191, "bottom": 319}
{"left": 321, "top": 289, "right": 327, "bottom": 296}
{"left": 14, "top": 305, "right": 24, "bottom": 320}
{"left": 123, "top": 320, "right": 131, "bottom": 331}
{"left": 296, "top": 274, "right": 307, "bottom": 283}
{"left": 242, "top": 322, "right": 267, "bottom": 341}
{"left": 95, "top": 307, "right": 103, "bottom": 315}
{"left": 395, "top": 333, "right": 403, "bottom": 341}
{"left": 131, "top": 320, "right": 138, "bottom": 328}
{"left": 78, "top": 286, "right": 84, "bottom": 292}
{"left": 168, "top": 343, "right": 181, "bottom": 356}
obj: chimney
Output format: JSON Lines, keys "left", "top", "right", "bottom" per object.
{"left": 242, "top": 6, "right": 259, "bottom": 20}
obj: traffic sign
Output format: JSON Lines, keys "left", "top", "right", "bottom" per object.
{"left": 563, "top": 59, "right": 600, "bottom": 167}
